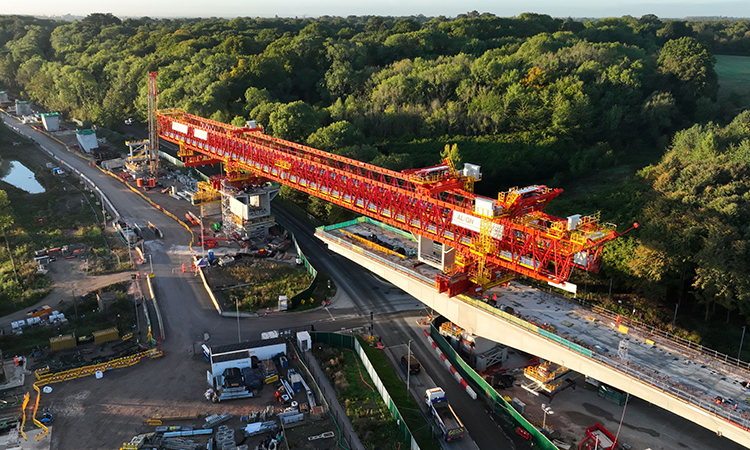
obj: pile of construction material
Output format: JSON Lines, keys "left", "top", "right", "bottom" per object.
{"left": 214, "top": 424, "right": 239, "bottom": 450}
{"left": 11, "top": 306, "right": 67, "bottom": 334}
{"left": 203, "top": 413, "right": 233, "bottom": 429}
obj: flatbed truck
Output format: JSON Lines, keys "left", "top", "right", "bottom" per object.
{"left": 425, "top": 387, "right": 466, "bottom": 441}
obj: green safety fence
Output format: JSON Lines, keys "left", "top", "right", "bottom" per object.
{"left": 164, "top": 151, "right": 210, "bottom": 182}
{"left": 294, "top": 235, "right": 318, "bottom": 278}
{"left": 458, "top": 294, "right": 594, "bottom": 357}
{"left": 317, "top": 217, "right": 363, "bottom": 232}
{"left": 311, "top": 332, "right": 355, "bottom": 349}
{"left": 158, "top": 150, "right": 184, "bottom": 167}
{"left": 430, "top": 319, "right": 560, "bottom": 450}
{"left": 360, "top": 217, "right": 416, "bottom": 241}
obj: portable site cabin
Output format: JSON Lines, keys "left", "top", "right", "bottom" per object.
{"left": 205, "top": 337, "right": 286, "bottom": 387}
{"left": 41, "top": 113, "right": 59, "bottom": 131}
{"left": 76, "top": 129, "right": 99, "bottom": 153}
{"left": 15, "top": 101, "right": 31, "bottom": 116}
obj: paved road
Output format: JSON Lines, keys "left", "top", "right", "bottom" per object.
{"left": 273, "top": 205, "right": 425, "bottom": 316}
{"left": 375, "top": 312, "right": 518, "bottom": 450}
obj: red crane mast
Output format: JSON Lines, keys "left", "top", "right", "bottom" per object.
{"left": 156, "top": 109, "right": 635, "bottom": 295}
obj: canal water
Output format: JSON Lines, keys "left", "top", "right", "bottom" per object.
{"left": 0, "top": 160, "right": 45, "bottom": 193}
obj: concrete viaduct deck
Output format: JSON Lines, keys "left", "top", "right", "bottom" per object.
{"left": 315, "top": 227, "right": 750, "bottom": 448}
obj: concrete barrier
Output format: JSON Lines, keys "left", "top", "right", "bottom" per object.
{"left": 146, "top": 275, "right": 165, "bottom": 341}
{"left": 196, "top": 262, "right": 222, "bottom": 315}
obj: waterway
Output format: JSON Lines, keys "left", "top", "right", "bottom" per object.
{"left": 0, "top": 159, "right": 45, "bottom": 193}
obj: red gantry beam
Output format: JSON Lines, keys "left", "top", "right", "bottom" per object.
{"left": 156, "top": 109, "right": 635, "bottom": 289}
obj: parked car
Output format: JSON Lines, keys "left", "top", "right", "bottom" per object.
{"left": 401, "top": 354, "right": 421, "bottom": 374}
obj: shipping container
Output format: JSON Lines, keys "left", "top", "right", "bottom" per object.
{"left": 598, "top": 383, "right": 627, "bottom": 406}
{"left": 93, "top": 327, "right": 119, "bottom": 345}
{"left": 27, "top": 305, "right": 52, "bottom": 319}
{"left": 50, "top": 334, "right": 77, "bottom": 351}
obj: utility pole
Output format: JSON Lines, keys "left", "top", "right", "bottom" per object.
{"left": 739, "top": 326, "right": 746, "bottom": 361}
{"left": 135, "top": 297, "right": 141, "bottom": 342}
{"left": 148, "top": 72, "right": 159, "bottom": 175}
{"left": 201, "top": 216, "right": 206, "bottom": 259}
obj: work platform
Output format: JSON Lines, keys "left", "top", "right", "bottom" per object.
{"left": 316, "top": 217, "right": 750, "bottom": 448}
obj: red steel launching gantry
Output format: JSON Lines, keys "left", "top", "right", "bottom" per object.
{"left": 156, "top": 109, "right": 637, "bottom": 296}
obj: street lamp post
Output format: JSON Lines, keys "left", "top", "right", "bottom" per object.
{"left": 201, "top": 215, "right": 205, "bottom": 259}
{"left": 236, "top": 297, "right": 242, "bottom": 344}
{"left": 541, "top": 403, "right": 554, "bottom": 432}
{"left": 134, "top": 296, "right": 141, "bottom": 341}
{"left": 71, "top": 289, "right": 79, "bottom": 319}
{"left": 739, "top": 326, "right": 746, "bottom": 361}
{"left": 407, "top": 339, "right": 413, "bottom": 393}
{"left": 672, "top": 303, "right": 679, "bottom": 328}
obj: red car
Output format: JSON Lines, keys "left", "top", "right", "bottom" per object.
{"left": 516, "top": 427, "right": 532, "bottom": 440}
{"left": 200, "top": 240, "right": 219, "bottom": 249}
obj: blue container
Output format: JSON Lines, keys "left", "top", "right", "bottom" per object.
{"left": 208, "top": 251, "right": 214, "bottom": 261}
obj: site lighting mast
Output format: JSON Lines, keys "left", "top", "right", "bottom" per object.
{"left": 148, "top": 71, "right": 159, "bottom": 175}
{"left": 541, "top": 403, "right": 554, "bottom": 432}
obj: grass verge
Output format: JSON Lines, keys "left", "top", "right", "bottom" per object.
{"left": 314, "top": 343, "right": 408, "bottom": 450}
{"left": 357, "top": 337, "right": 440, "bottom": 450}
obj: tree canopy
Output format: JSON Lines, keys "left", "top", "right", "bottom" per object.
{"left": 2, "top": 12, "right": 750, "bottom": 323}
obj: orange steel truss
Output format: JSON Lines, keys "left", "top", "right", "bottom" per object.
{"left": 156, "top": 109, "right": 636, "bottom": 293}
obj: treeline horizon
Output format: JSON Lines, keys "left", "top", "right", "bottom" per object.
{"left": 19, "top": 12, "right": 750, "bottom": 23}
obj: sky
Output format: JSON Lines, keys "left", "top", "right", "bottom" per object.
{"left": 4, "top": 0, "right": 750, "bottom": 19}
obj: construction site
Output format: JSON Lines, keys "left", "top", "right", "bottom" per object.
{"left": 3, "top": 71, "right": 749, "bottom": 450}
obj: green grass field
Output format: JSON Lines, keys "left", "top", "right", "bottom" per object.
{"left": 715, "top": 55, "right": 750, "bottom": 100}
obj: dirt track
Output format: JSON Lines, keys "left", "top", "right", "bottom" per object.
{"left": 0, "top": 258, "right": 132, "bottom": 331}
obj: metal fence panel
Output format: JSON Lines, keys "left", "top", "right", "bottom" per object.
{"left": 312, "top": 332, "right": 420, "bottom": 450}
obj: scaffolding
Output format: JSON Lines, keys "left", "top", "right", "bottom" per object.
{"left": 522, "top": 361, "right": 572, "bottom": 396}
{"left": 191, "top": 181, "right": 221, "bottom": 206}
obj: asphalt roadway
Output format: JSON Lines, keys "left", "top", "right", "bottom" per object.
{"left": 1, "top": 115, "right": 515, "bottom": 450}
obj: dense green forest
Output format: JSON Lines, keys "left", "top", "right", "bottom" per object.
{"left": 1, "top": 12, "right": 750, "bottom": 342}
